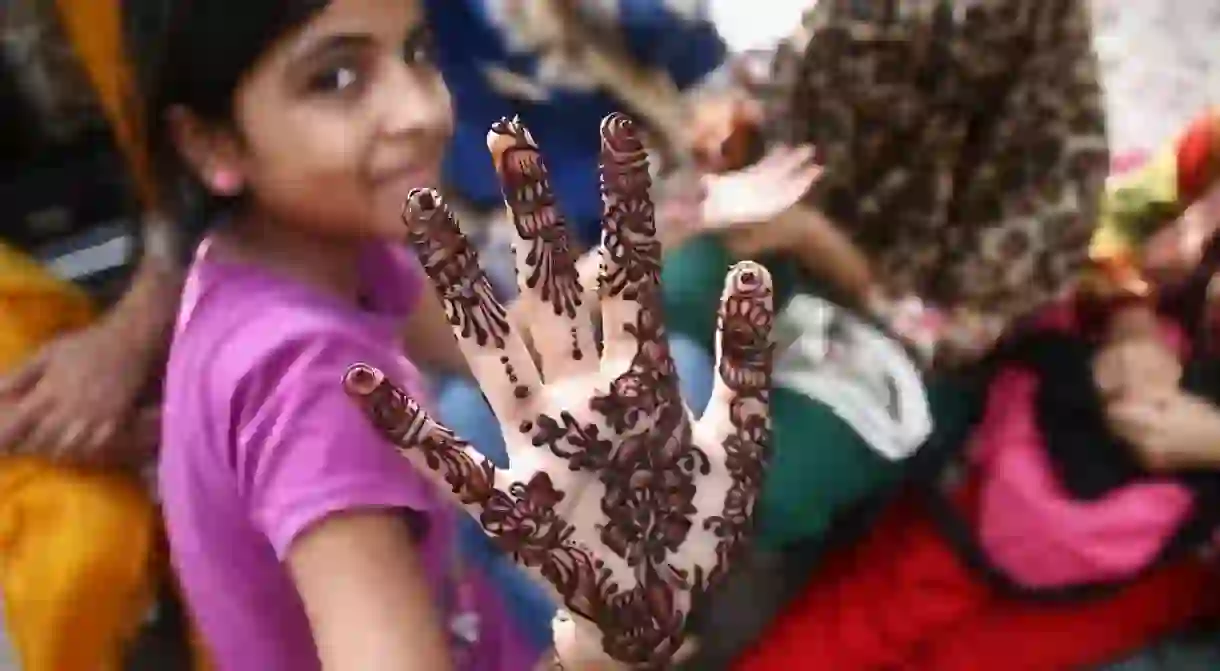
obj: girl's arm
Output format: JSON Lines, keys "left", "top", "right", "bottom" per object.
{"left": 288, "top": 511, "right": 454, "bottom": 671}
{"left": 234, "top": 334, "right": 460, "bottom": 670}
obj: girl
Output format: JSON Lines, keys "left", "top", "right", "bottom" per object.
{"left": 136, "top": 1, "right": 530, "bottom": 668}
{"left": 138, "top": 0, "right": 772, "bottom": 668}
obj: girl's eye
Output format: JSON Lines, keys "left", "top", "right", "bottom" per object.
{"left": 403, "top": 32, "right": 436, "bottom": 66}
{"left": 308, "top": 65, "right": 362, "bottom": 94}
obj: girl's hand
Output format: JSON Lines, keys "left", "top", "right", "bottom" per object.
{"left": 652, "top": 174, "right": 707, "bottom": 253}
{"left": 1107, "top": 392, "right": 1220, "bottom": 471}
{"left": 344, "top": 114, "right": 775, "bottom": 669}
{"left": 700, "top": 145, "right": 821, "bottom": 231}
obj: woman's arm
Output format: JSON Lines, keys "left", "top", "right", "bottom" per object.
{"left": 112, "top": 216, "right": 188, "bottom": 360}
{"left": 725, "top": 206, "right": 875, "bottom": 310}
{"left": 235, "top": 336, "right": 462, "bottom": 670}
{"left": 288, "top": 511, "right": 454, "bottom": 671}
{"left": 1106, "top": 388, "right": 1220, "bottom": 471}
{"left": 0, "top": 216, "right": 185, "bottom": 460}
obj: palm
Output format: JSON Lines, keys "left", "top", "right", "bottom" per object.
{"left": 343, "top": 114, "right": 775, "bottom": 669}
{"left": 701, "top": 145, "right": 821, "bottom": 229}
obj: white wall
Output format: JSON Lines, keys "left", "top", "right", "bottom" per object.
{"left": 1092, "top": 0, "right": 1220, "bottom": 162}
{"left": 708, "top": 0, "right": 816, "bottom": 52}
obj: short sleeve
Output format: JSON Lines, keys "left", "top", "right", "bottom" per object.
{"left": 233, "top": 336, "right": 436, "bottom": 559}
{"left": 360, "top": 242, "right": 425, "bottom": 317}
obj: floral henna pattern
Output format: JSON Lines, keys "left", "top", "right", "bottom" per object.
{"left": 344, "top": 365, "right": 500, "bottom": 505}
{"left": 402, "top": 190, "right": 511, "bottom": 349}
{"left": 488, "top": 116, "right": 585, "bottom": 322}
{"left": 343, "top": 366, "right": 620, "bottom": 621}
{"left": 347, "top": 114, "right": 776, "bottom": 670}
{"left": 344, "top": 364, "right": 686, "bottom": 667}
{"left": 703, "top": 266, "right": 774, "bottom": 586}
{"left": 598, "top": 112, "right": 662, "bottom": 299}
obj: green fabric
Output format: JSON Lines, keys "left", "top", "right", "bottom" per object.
{"left": 660, "top": 234, "right": 802, "bottom": 352}
{"left": 755, "top": 389, "right": 902, "bottom": 548}
{"left": 661, "top": 233, "right": 902, "bottom": 549}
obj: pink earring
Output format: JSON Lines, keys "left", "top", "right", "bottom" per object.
{"left": 209, "top": 169, "right": 243, "bottom": 196}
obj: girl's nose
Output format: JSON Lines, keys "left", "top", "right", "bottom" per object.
{"left": 379, "top": 66, "right": 453, "bottom": 139}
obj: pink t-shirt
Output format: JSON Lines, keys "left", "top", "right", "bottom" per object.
{"left": 160, "top": 241, "right": 535, "bottom": 671}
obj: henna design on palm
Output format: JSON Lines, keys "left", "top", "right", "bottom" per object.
{"left": 343, "top": 113, "right": 775, "bottom": 669}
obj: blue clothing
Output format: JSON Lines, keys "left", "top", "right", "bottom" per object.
{"left": 426, "top": 0, "right": 727, "bottom": 247}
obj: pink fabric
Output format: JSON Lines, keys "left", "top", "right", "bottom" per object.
{"left": 160, "top": 241, "right": 536, "bottom": 671}
{"left": 973, "top": 369, "right": 1194, "bottom": 588}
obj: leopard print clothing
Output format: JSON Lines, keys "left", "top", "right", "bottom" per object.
{"left": 772, "top": 0, "right": 1110, "bottom": 326}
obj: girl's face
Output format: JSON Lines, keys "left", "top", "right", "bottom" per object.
{"left": 202, "top": 0, "right": 452, "bottom": 241}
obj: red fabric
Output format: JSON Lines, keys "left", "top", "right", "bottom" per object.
{"left": 1176, "top": 112, "right": 1218, "bottom": 206}
{"left": 734, "top": 494, "right": 1220, "bottom": 671}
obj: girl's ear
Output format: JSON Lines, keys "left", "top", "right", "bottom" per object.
{"left": 166, "top": 105, "right": 248, "bottom": 197}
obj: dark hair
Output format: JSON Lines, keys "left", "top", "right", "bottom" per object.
{"left": 124, "top": 0, "right": 331, "bottom": 249}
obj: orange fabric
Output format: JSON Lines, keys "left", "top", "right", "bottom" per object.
{"left": 0, "top": 458, "right": 158, "bottom": 671}
{"left": 54, "top": 0, "right": 156, "bottom": 207}
{"left": 0, "top": 245, "right": 212, "bottom": 670}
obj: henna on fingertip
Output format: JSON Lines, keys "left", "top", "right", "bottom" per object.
{"left": 487, "top": 117, "right": 596, "bottom": 377}
{"left": 717, "top": 261, "right": 776, "bottom": 395}
{"left": 487, "top": 116, "right": 587, "bottom": 322}
{"left": 402, "top": 189, "right": 513, "bottom": 350}
{"left": 597, "top": 112, "right": 662, "bottom": 302}
{"left": 701, "top": 261, "right": 775, "bottom": 585}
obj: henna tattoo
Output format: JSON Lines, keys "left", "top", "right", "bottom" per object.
{"left": 402, "top": 189, "right": 511, "bottom": 351}
{"left": 349, "top": 115, "right": 777, "bottom": 670}
{"left": 703, "top": 264, "right": 774, "bottom": 586}
{"left": 344, "top": 365, "right": 500, "bottom": 506}
{"left": 570, "top": 327, "right": 583, "bottom": 361}
{"left": 598, "top": 112, "right": 662, "bottom": 301}
{"left": 344, "top": 365, "right": 617, "bottom": 620}
{"left": 489, "top": 116, "right": 585, "bottom": 325}
{"left": 347, "top": 365, "right": 688, "bottom": 667}
{"left": 403, "top": 189, "right": 533, "bottom": 400}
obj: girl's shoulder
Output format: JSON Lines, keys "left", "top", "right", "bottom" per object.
{"left": 168, "top": 256, "right": 405, "bottom": 416}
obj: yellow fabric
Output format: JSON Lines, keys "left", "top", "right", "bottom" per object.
{"left": 1091, "top": 147, "right": 1180, "bottom": 262}
{"left": 0, "top": 244, "right": 95, "bottom": 371}
{"left": 0, "top": 459, "right": 157, "bottom": 671}
{"left": 0, "top": 243, "right": 156, "bottom": 670}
